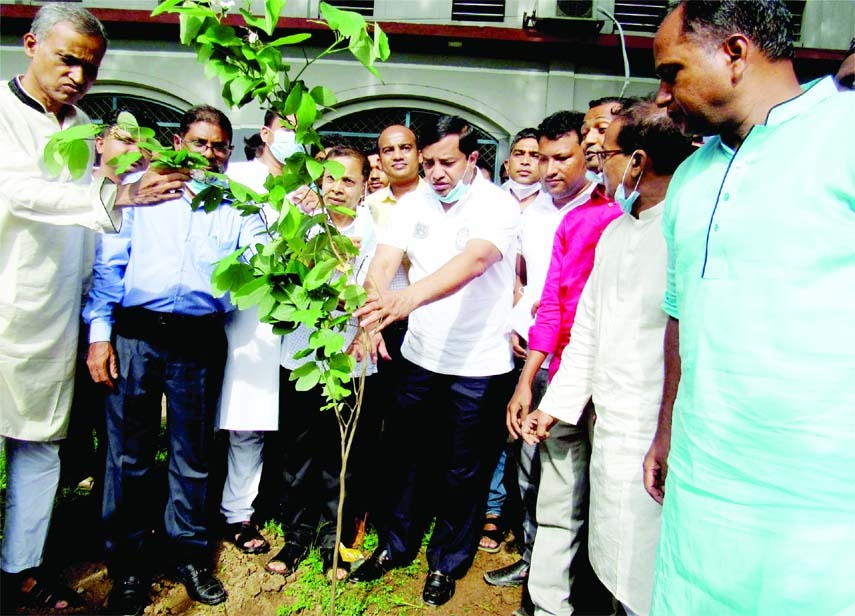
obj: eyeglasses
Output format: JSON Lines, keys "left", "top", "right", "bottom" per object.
{"left": 592, "top": 149, "right": 624, "bottom": 164}
{"left": 181, "top": 138, "right": 234, "bottom": 157}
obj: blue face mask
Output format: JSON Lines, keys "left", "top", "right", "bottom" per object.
{"left": 186, "top": 172, "right": 229, "bottom": 198}
{"left": 585, "top": 169, "right": 604, "bottom": 185}
{"left": 435, "top": 162, "right": 472, "bottom": 204}
{"left": 269, "top": 129, "right": 303, "bottom": 164}
{"left": 614, "top": 153, "right": 643, "bottom": 215}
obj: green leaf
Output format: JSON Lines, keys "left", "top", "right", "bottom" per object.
{"left": 277, "top": 202, "right": 303, "bottom": 238}
{"left": 234, "top": 276, "right": 271, "bottom": 310}
{"left": 179, "top": 14, "right": 206, "bottom": 45}
{"left": 67, "top": 139, "right": 91, "bottom": 180}
{"left": 322, "top": 159, "right": 345, "bottom": 180}
{"left": 305, "top": 157, "right": 325, "bottom": 182}
{"left": 283, "top": 81, "right": 304, "bottom": 116}
{"left": 270, "top": 302, "right": 297, "bottom": 322}
{"left": 310, "top": 85, "right": 337, "bottom": 108}
{"left": 341, "top": 283, "right": 367, "bottom": 310}
{"left": 229, "top": 76, "right": 259, "bottom": 107}
{"left": 290, "top": 361, "right": 321, "bottom": 391}
{"left": 296, "top": 87, "right": 318, "bottom": 129}
{"left": 309, "top": 329, "right": 345, "bottom": 354}
{"left": 264, "top": 0, "right": 287, "bottom": 36}
{"left": 304, "top": 257, "right": 339, "bottom": 291}
{"left": 151, "top": 0, "right": 186, "bottom": 17}
{"left": 327, "top": 204, "right": 356, "bottom": 218}
{"left": 108, "top": 152, "right": 145, "bottom": 176}
{"left": 349, "top": 32, "right": 379, "bottom": 79}
{"left": 211, "top": 248, "right": 250, "bottom": 296}
{"left": 190, "top": 185, "right": 225, "bottom": 213}
{"left": 43, "top": 139, "right": 64, "bottom": 177}
{"left": 239, "top": 7, "right": 267, "bottom": 32}
{"left": 328, "top": 352, "right": 356, "bottom": 375}
{"left": 320, "top": 2, "right": 366, "bottom": 38}
{"left": 197, "top": 24, "right": 242, "bottom": 47}
{"left": 373, "top": 24, "right": 391, "bottom": 61}
{"left": 269, "top": 33, "right": 312, "bottom": 47}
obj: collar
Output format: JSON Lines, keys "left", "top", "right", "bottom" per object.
{"left": 8, "top": 76, "right": 48, "bottom": 114}
{"left": 714, "top": 76, "right": 839, "bottom": 156}
{"left": 552, "top": 181, "right": 597, "bottom": 212}
{"left": 765, "top": 76, "right": 838, "bottom": 128}
{"left": 637, "top": 200, "right": 664, "bottom": 221}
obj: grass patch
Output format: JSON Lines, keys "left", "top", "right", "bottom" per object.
{"left": 276, "top": 529, "right": 431, "bottom": 616}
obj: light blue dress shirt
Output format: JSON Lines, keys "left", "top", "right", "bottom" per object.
{"left": 85, "top": 188, "right": 267, "bottom": 342}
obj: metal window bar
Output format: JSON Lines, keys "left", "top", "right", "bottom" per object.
{"left": 451, "top": 0, "right": 506, "bottom": 23}
{"left": 77, "top": 93, "right": 185, "bottom": 147}
{"left": 322, "top": 0, "right": 374, "bottom": 17}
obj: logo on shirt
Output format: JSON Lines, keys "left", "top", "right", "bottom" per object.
{"left": 414, "top": 221, "right": 429, "bottom": 239}
{"left": 455, "top": 226, "right": 470, "bottom": 250}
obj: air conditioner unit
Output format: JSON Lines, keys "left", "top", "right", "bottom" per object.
{"left": 523, "top": 0, "right": 604, "bottom": 36}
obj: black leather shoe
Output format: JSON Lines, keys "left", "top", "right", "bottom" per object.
{"left": 483, "top": 558, "right": 530, "bottom": 588}
{"left": 347, "top": 549, "right": 397, "bottom": 583}
{"left": 107, "top": 574, "right": 148, "bottom": 616}
{"left": 174, "top": 563, "right": 227, "bottom": 605}
{"left": 422, "top": 571, "right": 455, "bottom": 607}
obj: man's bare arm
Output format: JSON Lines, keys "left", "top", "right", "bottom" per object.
{"left": 356, "top": 238, "right": 501, "bottom": 332}
{"left": 643, "top": 316, "right": 681, "bottom": 504}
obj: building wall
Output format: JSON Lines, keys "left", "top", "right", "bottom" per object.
{"left": 0, "top": 36, "right": 658, "bottom": 156}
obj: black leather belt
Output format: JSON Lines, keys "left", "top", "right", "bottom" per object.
{"left": 114, "top": 306, "right": 225, "bottom": 345}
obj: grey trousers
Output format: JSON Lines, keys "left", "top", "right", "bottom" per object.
{"left": 220, "top": 430, "right": 265, "bottom": 524}
{"left": 0, "top": 438, "right": 61, "bottom": 573}
{"left": 529, "top": 416, "right": 591, "bottom": 616}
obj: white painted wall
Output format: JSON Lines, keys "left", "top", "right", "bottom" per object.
{"left": 1, "top": 35, "right": 658, "bottom": 151}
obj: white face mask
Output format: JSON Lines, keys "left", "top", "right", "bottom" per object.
{"left": 505, "top": 179, "right": 541, "bottom": 201}
{"left": 268, "top": 129, "right": 303, "bottom": 164}
{"left": 434, "top": 162, "right": 472, "bottom": 204}
{"left": 614, "top": 151, "right": 643, "bottom": 215}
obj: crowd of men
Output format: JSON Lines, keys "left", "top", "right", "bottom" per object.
{"left": 1, "top": 1, "right": 853, "bottom": 615}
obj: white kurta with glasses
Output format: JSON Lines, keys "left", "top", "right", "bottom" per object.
{"left": 538, "top": 203, "right": 667, "bottom": 616}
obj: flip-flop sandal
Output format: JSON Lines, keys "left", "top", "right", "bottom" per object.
{"left": 320, "top": 547, "right": 351, "bottom": 582}
{"left": 478, "top": 517, "right": 505, "bottom": 554}
{"left": 265, "top": 541, "right": 308, "bottom": 577}
{"left": 227, "top": 521, "right": 270, "bottom": 555}
{"left": 16, "top": 574, "right": 85, "bottom": 611}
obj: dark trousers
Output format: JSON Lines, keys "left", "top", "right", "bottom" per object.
{"left": 270, "top": 368, "right": 362, "bottom": 551}
{"left": 348, "top": 319, "right": 408, "bottom": 526}
{"left": 102, "top": 313, "right": 226, "bottom": 573}
{"left": 377, "top": 359, "right": 515, "bottom": 578}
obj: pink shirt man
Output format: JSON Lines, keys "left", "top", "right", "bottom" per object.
{"left": 528, "top": 188, "right": 619, "bottom": 381}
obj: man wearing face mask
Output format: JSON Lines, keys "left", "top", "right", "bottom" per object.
{"left": 507, "top": 110, "right": 620, "bottom": 616}
{"left": 501, "top": 128, "right": 542, "bottom": 210}
{"left": 349, "top": 116, "right": 519, "bottom": 608}
{"left": 84, "top": 105, "right": 266, "bottom": 614}
{"left": 522, "top": 100, "right": 695, "bottom": 616}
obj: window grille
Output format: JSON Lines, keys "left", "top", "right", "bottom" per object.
{"left": 322, "top": 0, "right": 374, "bottom": 17}
{"left": 612, "top": 0, "right": 668, "bottom": 34}
{"left": 451, "top": 0, "right": 506, "bottom": 23}
{"left": 77, "top": 93, "right": 185, "bottom": 148}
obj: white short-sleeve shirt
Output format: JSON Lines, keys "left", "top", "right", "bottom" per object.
{"left": 380, "top": 174, "right": 519, "bottom": 377}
